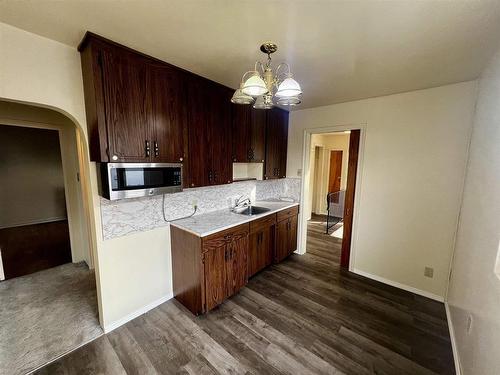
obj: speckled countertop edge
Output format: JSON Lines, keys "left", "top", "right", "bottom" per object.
{"left": 170, "top": 200, "right": 299, "bottom": 237}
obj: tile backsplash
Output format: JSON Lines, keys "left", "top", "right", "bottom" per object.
{"left": 100, "top": 178, "right": 301, "bottom": 240}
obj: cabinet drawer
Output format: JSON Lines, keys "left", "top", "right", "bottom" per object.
{"left": 202, "top": 224, "right": 249, "bottom": 252}
{"left": 277, "top": 206, "right": 299, "bottom": 222}
{"left": 250, "top": 213, "right": 277, "bottom": 234}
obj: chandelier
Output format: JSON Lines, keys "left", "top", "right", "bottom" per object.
{"left": 231, "top": 42, "right": 302, "bottom": 109}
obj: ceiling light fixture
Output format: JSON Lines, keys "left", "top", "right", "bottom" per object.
{"left": 231, "top": 42, "right": 302, "bottom": 109}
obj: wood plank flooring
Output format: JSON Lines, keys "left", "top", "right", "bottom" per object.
{"left": 35, "top": 221, "right": 455, "bottom": 375}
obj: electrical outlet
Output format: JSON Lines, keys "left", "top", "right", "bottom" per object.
{"left": 191, "top": 199, "right": 198, "bottom": 209}
{"left": 297, "top": 168, "right": 302, "bottom": 176}
{"left": 424, "top": 267, "right": 434, "bottom": 278}
{"left": 466, "top": 315, "right": 473, "bottom": 334}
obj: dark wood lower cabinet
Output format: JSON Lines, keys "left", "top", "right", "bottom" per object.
{"left": 171, "top": 206, "right": 298, "bottom": 315}
{"left": 275, "top": 207, "right": 299, "bottom": 263}
{"left": 248, "top": 215, "right": 276, "bottom": 278}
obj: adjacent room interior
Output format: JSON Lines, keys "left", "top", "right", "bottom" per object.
{"left": 0, "top": 1, "right": 499, "bottom": 374}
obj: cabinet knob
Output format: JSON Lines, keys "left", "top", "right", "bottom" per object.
{"left": 112, "top": 155, "right": 118, "bottom": 161}
{"left": 179, "top": 157, "right": 183, "bottom": 162}
{"left": 191, "top": 183, "right": 195, "bottom": 187}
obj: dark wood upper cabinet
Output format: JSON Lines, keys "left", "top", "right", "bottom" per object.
{"left": 231, "top": 105, "right": 267, "bottom": 163}
{"left": 150, "top": 65, "right": 187, "bottom": 163}
{"left": 231, "top": 105, "right": 251, "bottom": 162}
{"left": 101, "top": 48, "right": 153, "bottom": 162}
{"left": 186, "top": 77, "right": 210, "bottom": 187}
{"left": 265, "top": 108, "right": 289, "bottom": 179}
{"left": 79, "top": 33, "right": 288, "bottom": 186}
{"left": 186, "top": 78, "right": 232, "bottom": 187}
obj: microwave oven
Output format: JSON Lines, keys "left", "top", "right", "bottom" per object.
{"left": 98, "top": 163, "right": 183, "bottom": 200}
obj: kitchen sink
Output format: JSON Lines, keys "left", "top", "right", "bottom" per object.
{"left": 236, "top": 206, "right": 271, "bottom": 216}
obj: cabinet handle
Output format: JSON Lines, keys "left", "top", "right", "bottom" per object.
{"left": 214, "top": 171, "right": 219, "bottom": 183}
{"left": 154, "top": 141, "right": 159, "bottom": 157}
{"left": 208, "top": 170, "right": 213, "bottom": 183}
{"left": 145, "top": 140, "right": 150, "bottom": 157}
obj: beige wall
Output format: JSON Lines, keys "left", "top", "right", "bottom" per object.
{"left": 290, "top": 81, "right": 477, "bottom": 299}
{"left": 447, "top": 47, "right": 500, "bottom": 374}
{"left": 0, "top": 125, "right": 66, "bottom": 228}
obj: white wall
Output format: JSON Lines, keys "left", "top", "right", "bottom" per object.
{"left": 447, "top": 48, "right": 500, "bottom": 374}
{"left": 290, "top": 81, "right": 477, "bottom": 299}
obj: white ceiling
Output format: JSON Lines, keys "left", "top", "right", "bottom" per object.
{"left": 1, "top": 0, "right": 500, "bottom": 109}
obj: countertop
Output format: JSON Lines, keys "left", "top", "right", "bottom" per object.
{"left": 170, "top": 200, "right": 299, "bottom": 237}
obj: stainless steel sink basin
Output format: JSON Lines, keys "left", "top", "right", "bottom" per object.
{"left": 236, "top": 206, "right": 271, "bottom": 216}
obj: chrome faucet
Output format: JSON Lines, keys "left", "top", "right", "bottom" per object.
{"left": 233, "top": 196, "right": 251, "bottom": 211}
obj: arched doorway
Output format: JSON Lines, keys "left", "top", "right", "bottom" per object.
{"left": 0, "top": 100, "right": 103, "bottom": 375}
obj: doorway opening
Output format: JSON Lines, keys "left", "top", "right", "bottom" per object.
{"left": 300, "top": 128, "right": 362, "bottom": 269}
{"left": 0, "top": 101, "right": 102, "bottom": 375}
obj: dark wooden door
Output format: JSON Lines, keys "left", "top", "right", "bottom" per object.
{"left": 150, "top": 65, "right": 187, "bottom": 163}
{"left": 265, "top": 108, "right": 289, "bottom": 179}
{"left": 328, "top": 150, "right": 343, "bottom": 193}
{"left": 204, "top": 245, "right": 227, "bottom": 311}
{"left": 226, "top": 236, "right": 248, "bottom": 296}
{"left": 231, "top": 104, "right": 251, "bottom": 162}
{"left": 101, "top": 49, "right": 152, "bottom": 162}
{"left": 248, "top": 227, "right": 273, "bottom": 277}
{"left": 209, "top": 85, "right": 232, "bottom": 185}
{"left": 186, "top": 77, "right": 210, "bottom": 187}
{"left": 341, "top": 129, "right": 360, "bottom": 268}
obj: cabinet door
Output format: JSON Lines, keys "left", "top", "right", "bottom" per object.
{"left": 248, "top": 227, "right": 273, "bottom": 277}
{"left": 275, "top": 219, "right": 290, "bottom": 263}
{"left": 226, "top": 235, "right": 248, "bottom": 295}
{"left": 287, "top": 215, "right": 298, "bottom": 255}
{"left": 151, "top": 65, "right": 187, "bottom": 163}
{"left": 209, "top": 85, "right": 232, "bottom": 185}
{"left": 204, "top": 245, "right": 227, "bottom": 311}
{"left": 186, "top": 77, "right": 210, "bottom": 187}
{"left": 101, "top": 49, "right": 152, "bottom": 162}
{"left": 250, "top": 109, "right": 267, "bottom": 163}
{"left": 231, "top": 104, "right": 251, "bottom": 162}
{"left": 265, "top": 108, "right": 288, "bottom": 179}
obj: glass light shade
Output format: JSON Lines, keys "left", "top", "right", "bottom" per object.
{"left": 242, "top": 72, "right": 268, "bottom": 97}
{"left": 277, "top": 96, "right": 301, "bottom": 106}
{"left": 231, "top": 88, "right": 254, "bottom": 104}
{"left": 275, "top": 76, "right": 302, "bottom": 98}
{"left": 253, "top": 95, "right": 274, "bottom": 109}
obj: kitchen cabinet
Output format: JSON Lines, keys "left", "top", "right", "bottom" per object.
{"left": 231, "top": 106, "right": 267, "bottom": 163}
{"left": 150, "top": 64, "right": 187, "bottom": 163}
{"left": 171, "top": 224, "right": 249, "bottom": 314}
{"left": 265, "top": 108, "right": 289, "bottom": 179}
{"left": 275, "top": 206, "right": 299, "bottom": 263}
{"left": 100, "top": 47, "right": 153, "bottom": 162}
{"left": 80, "top": 34, "right": 189, "bottom": 163}
{"left": 186, "top": 77, "right": 233, "bottom": 187}
{"left": 171, "top": 205, "right": 299, "bottom": 315}
{"left": 248, "top": 214, "right": 276, "bottom": 277}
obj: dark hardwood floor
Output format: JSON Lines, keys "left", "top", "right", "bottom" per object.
{"left": 35, "top": 221, "right": 454, "bottom": 374}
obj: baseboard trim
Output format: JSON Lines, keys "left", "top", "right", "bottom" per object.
{"left": 103, "top": 293, "right": 173, "bottom": 333}
{"left": 445, "top": 302, "right": 462, "bottom": 375}
{"left": 352, "top": 268, "right": 444, "bottom": 302}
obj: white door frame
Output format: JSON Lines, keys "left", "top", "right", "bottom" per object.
{"left": 296, "top": 123, "right": 366, "bottom": 271}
